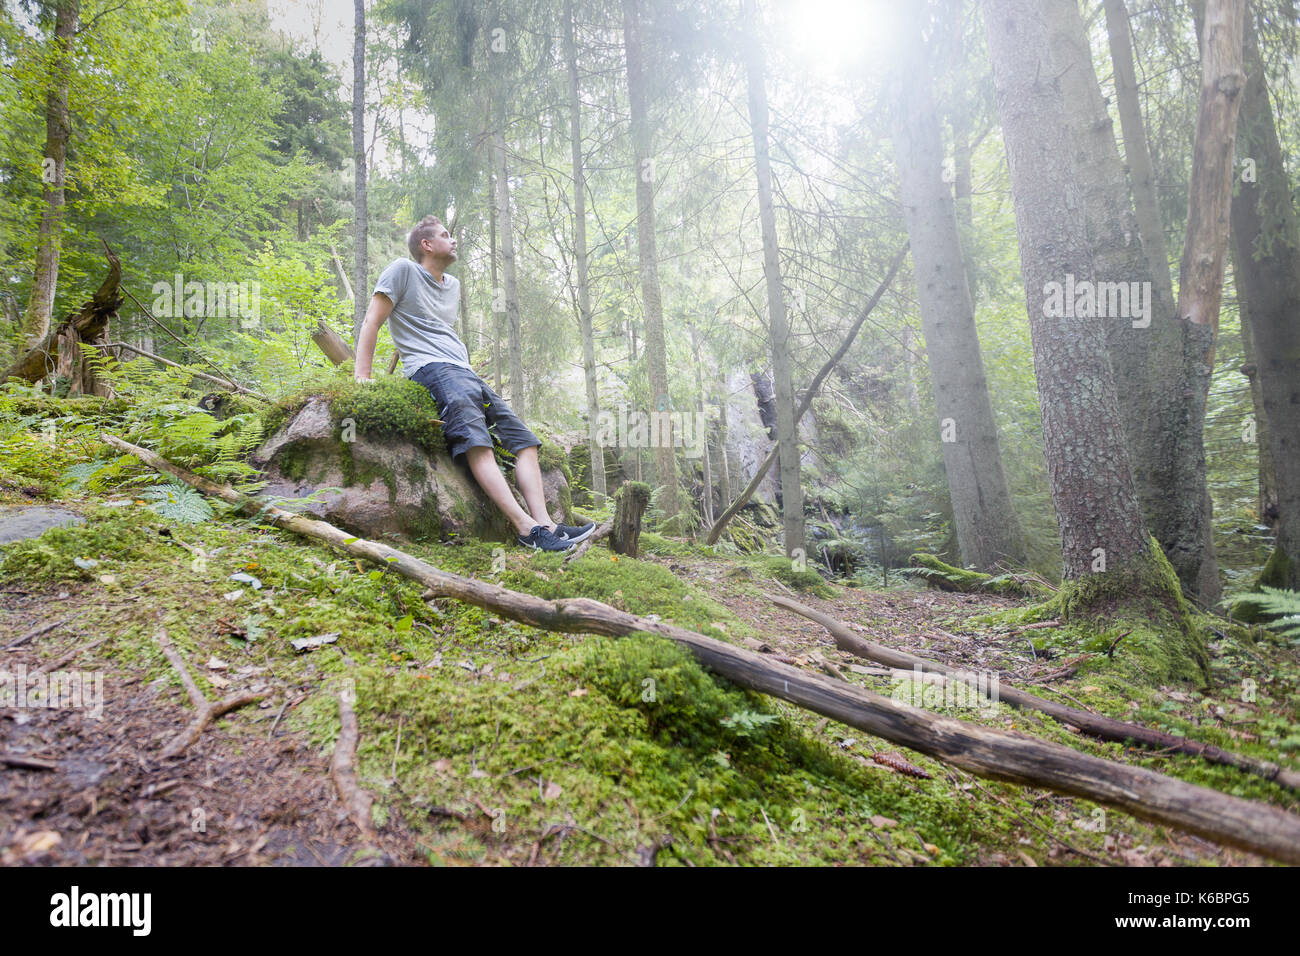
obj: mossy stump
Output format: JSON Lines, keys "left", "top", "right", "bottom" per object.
{"left": 612, "top": 481, "right": 651, "bottom": 558}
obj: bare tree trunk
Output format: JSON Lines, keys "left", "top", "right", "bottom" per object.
{"left": 489, "top": 179, "right": 502, "bottom": 393}
{"left": 351, "top": 0, "right": 368, "bottom": 340}
{"left": 742, "top": 0, "right": 802, "bottom": 558}
{"left": 716, "top": 371, "right": 733, "bottom": 503}
{"left": 622, "top": 0, "right": 679, "bottom": 521}
{"left": 566, "top": 0, "right": 606, "bottom": 507}
{"left": 1229, "top": 5, "right": 1300, "bottom": 589}
{"left": 1103, "top": 0, "right": 1175, "bottom": 307}
{"left": 1047, "top": 0, "right": 1220, "bottom": 602}
{"left": 19, "top": 0, "right": 79, "bottom": 361}
{"left": 982, "top": 0, "right": 1155, "bottom": 585}
{"left": 690, "top": 325, "right": 714, "bottom": 527}
{"left": 1235, "top": 256, "right": 1278, "bottom": 530}
{"left": 493, "top": 126, "right": 525, "bottom": 417}
{"left": 1166, "top": 0, "right": 1246, "bottom": 603}
{"left": 893, "top": 6, "right": 1025, "bottom": 570}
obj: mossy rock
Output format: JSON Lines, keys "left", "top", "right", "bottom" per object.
{"left": 251, "top": 389, "right": 569, "bottom": 543}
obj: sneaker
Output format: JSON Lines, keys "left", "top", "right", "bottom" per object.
{"left": 517, "top": 525, "right": 576, "bottom": 551}
{"left": 554, "top": 521, "right": 596, "bottom": 543}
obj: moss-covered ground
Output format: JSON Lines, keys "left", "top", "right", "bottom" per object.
{"left": 2, "top": 388, "right": 1297, "bottom": 866}
{"left": 2, "top": 489, "right": 1297, "bottom": 866}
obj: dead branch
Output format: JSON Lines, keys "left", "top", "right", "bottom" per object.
{"left": 707, "top": 243, "right": 908, "bottom": 545}
{"left": 563, "top": 518, "right": 613, "bottom": 563}
{"left": 104, "top": 432, "right": 1300, "bottom": 864}
{"left": 770, "top": 593, "right": 1300, "bottom": 792}
{"left": 152, "top": 627, "right": 266, "bottom": 759}
{"left": 332, "top": 683, "right": 378, "bottom": 841}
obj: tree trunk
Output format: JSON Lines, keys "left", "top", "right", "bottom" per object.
{"left": 689, "top": 325, "right": 714, "bottom": 527}
{"left": 1235, "top": 255, "right": 1278, "bottom": 530}
{"left": 18, "top": 0, "right": 79, "bottom": 362}
{"left": 612, "top": 481, "right": 650, "bottom": 558}
{"left": 622, "top": 0, "right": 679, "bottom": 521}
{"left": 1166, "top": 0, "right": 1245, "bottom": 603}
{"left": 1047, "top": 0, "right": 1221, "bottom": 602}
{"left": 1103, "top": 0, "right": 1176, "bottom": 307}
{"left": 981, "top": 0, "right": 1154, "bottom": 584}
{"left": 493, "top": 126, "right": 525, "bottom": 418}
{"left": 893, "top": 6, "right": 1026, "bottom": 570}
{"left": 489, "top": 179, "right": 502, "bottom": 393}
{"left": 742, "top": 0, "right": 802, "bottom": 559}
{"left": 7, "top": 242, "right": 119, "bottom": 394}
{"left": 351, "top": 0, "right": 368, "bottom": 340}
{"left": 716, "top": 371, "right": 733, "bottom": 504}
{"left": 566, "top": 0, "right": 606, "bottom": 507}
{"left": 1229, "top": 5, "right": 1300, "bottom": 589}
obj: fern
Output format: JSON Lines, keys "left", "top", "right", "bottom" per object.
{"left": 1232, "top": 587, "right": 1300, "bottom": 641}
{"left": 139, "top": 483, "right": 214, "bottom": 524}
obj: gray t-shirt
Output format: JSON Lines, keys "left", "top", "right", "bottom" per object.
{"left": 368, "top": 258, "right": 470, "bottom": 378}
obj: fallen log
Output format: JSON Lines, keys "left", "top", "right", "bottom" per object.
{"left": 707, "top": 243, "right": 908, "bottom": 545}
{"left": 770, "top": 593, "right": 1300, "bottom": 792}
{"left": 101, "top": 431, "right": 1300, "bottom": 863}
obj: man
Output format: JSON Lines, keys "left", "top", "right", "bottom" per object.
{"left": 354, "top": 214, "right": 594, "bottom": 552}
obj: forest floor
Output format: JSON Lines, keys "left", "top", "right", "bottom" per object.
{"left": 1, "top": 490, "right": 1298, "bottom": 866}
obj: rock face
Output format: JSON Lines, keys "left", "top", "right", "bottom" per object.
{"left": 251, "top": 397, "right": 570, "bottom": 543}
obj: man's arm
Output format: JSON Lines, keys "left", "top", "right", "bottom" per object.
{"left": 354, "top": 293, "right": 395, "bottom": 381}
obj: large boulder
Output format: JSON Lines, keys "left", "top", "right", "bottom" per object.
{"left": 251, "top": 394, "right": 570, "bottom": 543}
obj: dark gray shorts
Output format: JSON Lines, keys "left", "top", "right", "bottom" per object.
{"left": 411, "top": 362, "right": 540, "bottom": 461}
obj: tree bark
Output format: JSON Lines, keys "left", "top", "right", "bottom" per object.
{"left": 689, "top": 325, "right": 714, "bottom": 527}
{"left": 1229, "top": 5, "right": 1300, "bottom": 589}
{"left": 493, "top": 125, "right": 525, "bottom": 418}
{"left": 566, "top": 0, "right": 606, "bottom": 507}
{"left": 893, "top": 6, "right": 1026, "bottom": 570}
{"left": 1048, "top": 0, "right": 1220, "bottom": 602}
{"left": 18, "top": 0, "right": 79, "bottom": 361}
{"left": 1235, "top": 258, "right": 1278, "bottom": 530}
{"left": 1103, "top": 0, "right": 1175, "bottom": 307}
{"left": 6, "top": 242, "right": 119, "bottom": 394}
{"left": 742, "top": 0, "right": 803, "bottom": 559}
{"left": 97, "top": 431, "right": 1300, "bottom": 866}
{"left": 612, "top": 481, "right": 650, "bottom": 557}
{"left": 351, "top": 0, "right": 368, "bottom": 339}
{"left": 622, "top": 0, "right": 679, "bottom": 521}
{"left": 982, "top": 0, "right": 1152, "bottom": 582}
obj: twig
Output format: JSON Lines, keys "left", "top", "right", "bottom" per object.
{"left": 563, "top": 519, "right": 614, "bottom": 563}
{"left": 0, "top": 754, "right": 58, "bottom": 771}
{"left": 332, "top": 683, "right": 378, "bottom": 841}
{"left": 6, "top": 614, "right": 79, "bottom": 650}
{"left": 152, "top": 627, "right": 266, "bottom": 759}
{"left": 31, "top": 635, "right": 110, "bottom": 676}
{"left": 120, "top": 286, "right": 250, "bottom": 395}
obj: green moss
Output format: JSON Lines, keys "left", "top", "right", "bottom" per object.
{"left": 909, "top": 553, "right": 1046, "bottom": 598}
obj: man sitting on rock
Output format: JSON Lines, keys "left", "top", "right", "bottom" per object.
{"left": 353, "top": 214, "right": 594, "bottom": 552}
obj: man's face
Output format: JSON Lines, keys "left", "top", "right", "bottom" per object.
{"left": 422, "top": 226, "right": 457, "bottom": 263}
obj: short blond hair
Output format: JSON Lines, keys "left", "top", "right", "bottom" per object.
{"left": 407, "top": 214, "right": 446, "bottom": 261}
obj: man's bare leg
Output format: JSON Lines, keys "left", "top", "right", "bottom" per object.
{"left": 513, "top": 445, "right": 556, "bottom": 533}
{"left": 465, "top": 446, "right": 540, "bottom": 536}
